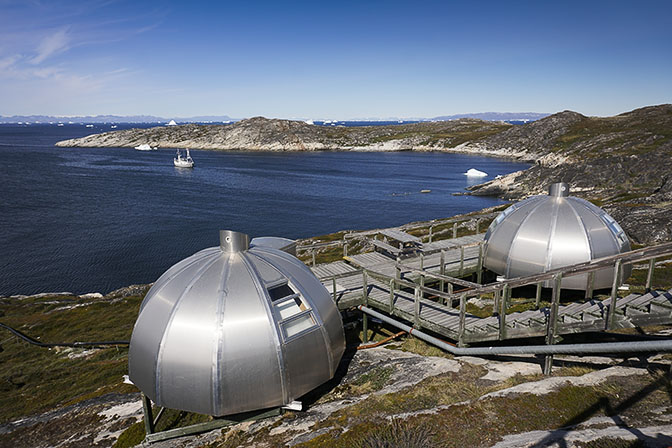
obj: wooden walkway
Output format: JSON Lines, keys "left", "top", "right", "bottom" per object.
{"left": 311, "top": 234, "right": 672, "bottom": 345}
{"left": 313, "top": 234, "right": 484, "bottom": 309}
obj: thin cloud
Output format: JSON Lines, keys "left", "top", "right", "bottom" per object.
{"left": 30, "top": 28, "right": 70, "bottom": 64}
{"left": 0, "top": 54, "right": 20, "bottom": 72}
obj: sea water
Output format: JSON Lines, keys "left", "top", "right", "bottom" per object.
{"left": 0, "top": 123, "right": 529, "bottom": 295}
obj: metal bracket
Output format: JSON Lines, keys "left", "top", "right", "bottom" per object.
{"left": 141, "top": 394, "right": 283, "bottom": 444}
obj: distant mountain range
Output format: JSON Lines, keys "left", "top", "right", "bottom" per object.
{"left": 0, "top": 114, "right": 235, "bottom": 124}
{"left": 430, "top": 112, "right": 549, "bottom": 122}
{"left": 0, "top": 112, "right": 549, "bottom": 124}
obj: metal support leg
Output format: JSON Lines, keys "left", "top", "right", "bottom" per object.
{"left": 362, "top": 312, "right": 369, "bottom": 343}
{"left": 142, "top": 394, "right": 155, "bottom": 435}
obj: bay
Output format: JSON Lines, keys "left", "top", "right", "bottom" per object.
{"left": 0, "top": 123, "right": 529, "bottom": 295}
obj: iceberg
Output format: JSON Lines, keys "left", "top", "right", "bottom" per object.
{"left": 167, "top": 119, "right": 177, "bottom": 126}
{"left": 465, "top": 168, "right": 488, "bottom": 177}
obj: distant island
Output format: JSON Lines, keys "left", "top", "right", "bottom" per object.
{"left": 55, "top": 104, "right": 672, "bottom": 245}
{"left": 0, "top": 114, "right": 235, "bottom": 124}
{"left": 0, "top": 112, "right": 548, "bottom": 124}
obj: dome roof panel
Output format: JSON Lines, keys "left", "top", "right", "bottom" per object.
{"left": 505, "top": 199, "right": 556, "bottom": 278}
{"left": 546, "top": 199, "right": 591, "bottom": 270}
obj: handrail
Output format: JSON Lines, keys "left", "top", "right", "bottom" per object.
{"left": 460, "top": 242, "right": 672, "bottom": 297}
{"left": 317, "top": 269, "right": 362, "bottom": 282}
{"left": 362, "top": 268, "right": 457, "bottom": 303}
{"left": 296, "top": 212, "right": 499, "bottom": 252}
{"left": 399, "top": 265, "right": 480, "bottom": 289}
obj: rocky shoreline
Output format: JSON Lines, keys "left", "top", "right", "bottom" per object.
{"left": 55, "top": 104, "right": 672, "bottom": 245}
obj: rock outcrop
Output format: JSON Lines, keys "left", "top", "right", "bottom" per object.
{"left": 55, "top": 116, "right": 509, "bottom": 152}
{"left": 468, "top": 105, "right": 672, "bottom": 244}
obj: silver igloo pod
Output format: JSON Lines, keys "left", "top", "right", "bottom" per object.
{"left": 483, "top": 183, "right": 631, "bottom": 290}
{"left": 128, "top": 231, "right": 345, "bottom": 416}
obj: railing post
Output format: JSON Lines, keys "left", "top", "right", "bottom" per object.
{"left": 584, "top": 272, "right": 595, "bottom": 299}
{"left": 476, "top": 243, "right": 484, "bottom": 284}
{"left": 535, "top": 282, "right": 542, "bottom": 309}
{"left": 475, "top": 218, "right": 480, "bottom": 234}
{"left": 395, "top": 257, "right": 401, "bottom": 280}
{"left": 332, "top": 277, "right": 337, "bottom": 303}
{"left": 499, "top": 284, "right": 510, "bottom": 340}
{"left": 362, "top": 271, "right": 369, "bottom": 342}
{"left": 420, "top": 253, "right": 424, "bottom": 270}
{"left": 608, "top": 259, "right": 623, "bottom": 330}
{"left": 544, "top": 273, "right": 562, "bottom": 375}
{"left": 414, "top": 287, "right": 421, "bottom": 327}
{"left": 362, "top": 270, "right": 369, "bottom": 306}
{"left": 420, "top": 272, "right": 425, "bottom": 289}
{"left": 459, "top": 246, "right": 464, "bottom": 277}
{"left": 439, "top": 250, "right": 446, "bottom": 292}
{"left": 458, "top": 294, "right": 466, "bottom": 346}
{"left": 312, "top": 250, "right": 316, "bottom": 267}
{"left": 142, "top": 393, "right": 155, "bottom": 435}
{"left": 343, "top": 237, "right": 348, "bottom": 257}
{"left": 389, "top": 278, "right": 395, "bottom": 313}
{"left": 645, "top": 258, "right": 656, "bottom": 293}
{"left": 429, "top": 223, "right": 434, "bottom": 243}
{"left": 494, "top": 288, "right": 501, "bottom": 315}
{"left": 453, "top": 222, "right": 458, "bottom": 239}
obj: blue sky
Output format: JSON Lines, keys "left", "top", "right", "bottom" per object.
{"left": 0, "top": 0, "right": 670, "bottom": 119}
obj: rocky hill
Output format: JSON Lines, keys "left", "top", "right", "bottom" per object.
{"left": 55, "top": 117, "right": 510, "bottom": 152}
{"left": 468, "top": 105, "right": 672, "bottom": 243}
{"left": 56, "top": 104, "right": 672, "bottom": 244}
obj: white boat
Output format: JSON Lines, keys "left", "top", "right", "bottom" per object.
{"left": 174, "top": 149, "right": 194, "bottom": 168}
{"left": 465, "top": 168, "right": 488, "bottom": 177}
{"left": 134, "top": 143, "right": 156, "bottom": 151}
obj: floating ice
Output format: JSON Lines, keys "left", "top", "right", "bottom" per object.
{"left": 465, "top": 168, "right": 488, "bottom": 177}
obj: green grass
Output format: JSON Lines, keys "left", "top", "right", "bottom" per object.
{"left": 0, "top": 291, "right": 147, "bottom": 423}
{"left": 626, "top": 262, "right": 672, "bottom": 291}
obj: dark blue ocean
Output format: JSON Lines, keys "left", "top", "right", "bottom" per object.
{"left": 0, "top": 123, "right": 529, "bottom": 295}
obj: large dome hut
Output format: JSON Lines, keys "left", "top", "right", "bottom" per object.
{"left": 128, "top": 230, "right": 345, "bottom": 416}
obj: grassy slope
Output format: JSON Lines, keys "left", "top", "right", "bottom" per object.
{"left": 0, "top": 291, "right": 146, "bottom": 423}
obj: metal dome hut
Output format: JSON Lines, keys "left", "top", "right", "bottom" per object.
{"left": 483, "top": 182, "right": 631, "bottom": 290}
{"left": 128, "top": 230, "right": 345, "bottom": 418}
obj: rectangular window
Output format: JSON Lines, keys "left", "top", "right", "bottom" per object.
{"left": 276, "top": 297, "right": 303, "bottom": 320}
{"left": 282, "top": 313, "right": 316, "bottom": 339}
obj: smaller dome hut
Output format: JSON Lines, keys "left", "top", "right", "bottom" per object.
{"left": 128, "top": 230, "right": 345, "bottom": 416}
{"left": 483, "top": 183, "right": 631, "bottom": 290}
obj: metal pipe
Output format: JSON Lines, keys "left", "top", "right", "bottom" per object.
{"left": 357, "top": 305, "right": 672, "bottom": 356}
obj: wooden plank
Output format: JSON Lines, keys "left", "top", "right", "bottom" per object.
{"left": 379, "top": 229, "right": 422, "bottom": 244}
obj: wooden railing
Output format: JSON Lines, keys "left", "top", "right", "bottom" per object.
{"left": 296, "top": 212, "right": 498, "bottom": 266}
{"left": 330, "top": 241, "right": 672, "bottom": 347}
